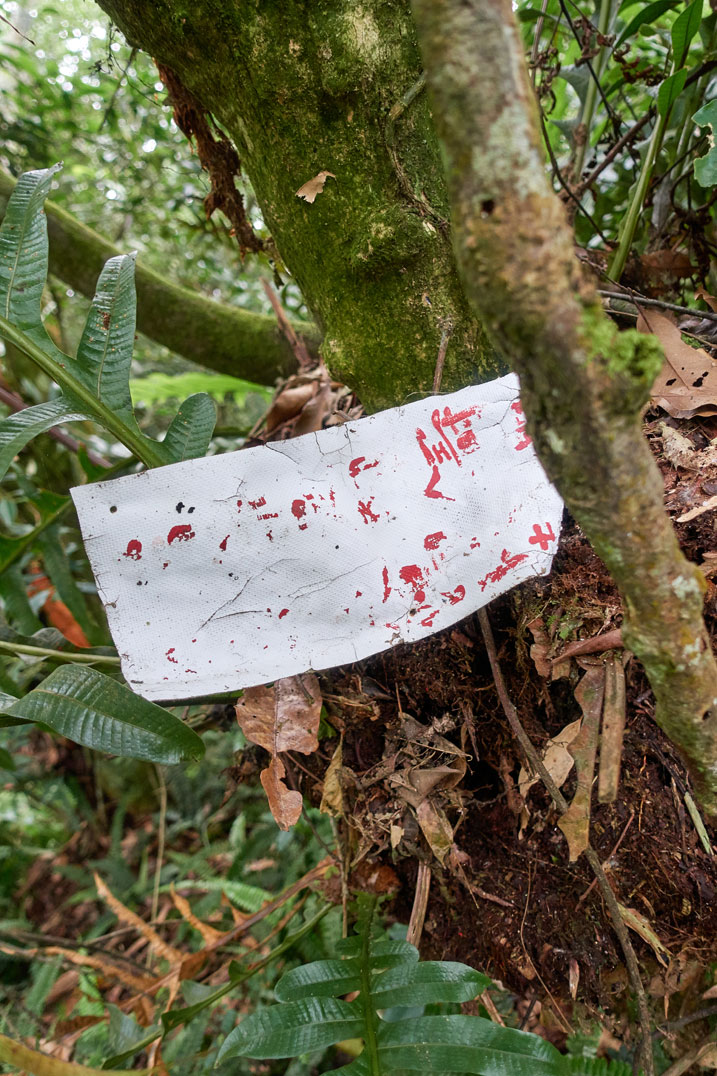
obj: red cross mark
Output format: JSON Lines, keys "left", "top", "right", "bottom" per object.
{"left": 528, "top": 522, "right": 556, "bottom": 551}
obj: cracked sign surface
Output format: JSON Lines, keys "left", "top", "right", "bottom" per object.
{"left": 71, "top": 375, "right": 563, "bottom": 701}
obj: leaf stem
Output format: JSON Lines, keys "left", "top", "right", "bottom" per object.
{"left": 0, "top": 315, "right": 163, "bottom": 469}
{"left": 0, "top": 639, "right": 120, "bottom": 666}
{"left": 608, "top": 108, "right": 669, "bottom": 282}
{"left": 359, "top": 897, "right": 381, "bottom": 1076}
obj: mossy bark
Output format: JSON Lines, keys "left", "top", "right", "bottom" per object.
{"left": 0, "top": 166, "right": 311, "bottom": 386}
{"left": 93, "top": 0, "right": 500, "bottom": 411}
{"left": 412, "top": 0, "right": 717, "bottom": 815}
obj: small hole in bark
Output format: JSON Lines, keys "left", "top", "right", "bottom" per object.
{"left": 109, "top": 505, "right": 117, "bottom": 513}
{"left": 481, "top": 199, "right": 495, "bottom": 217}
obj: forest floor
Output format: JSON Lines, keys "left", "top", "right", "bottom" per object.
{"left": 7, "top": 390, "right": 717, "bottom": 1074}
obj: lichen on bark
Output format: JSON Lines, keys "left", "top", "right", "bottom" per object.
{"left": 93, "top": 0, "right": 501, "bottom": 411}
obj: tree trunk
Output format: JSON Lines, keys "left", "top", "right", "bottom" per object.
{"left": 93, "top": 0, "right": 500, "bottom": 411}
{"left": 93, "top": 0, "right": 717, "bottom": 813}
{"left": 411, "top": 0, "right": 717, "bottom": 815}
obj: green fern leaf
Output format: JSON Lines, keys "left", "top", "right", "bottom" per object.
{"left": 0, "top": 166, "right": 215, "bottom": 469}
{"left": 160, "top": 392, "right": 216, "bottom": 462}
{"left": 0, "top": 397, "right": 88, "bottom": 480}
{"left": 76, "top": 252, "right": 137, "bottom": 417}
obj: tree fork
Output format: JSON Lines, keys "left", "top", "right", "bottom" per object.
{"left": 92, "top": 0, "right": 501, "bottom": 410}
{"left": 0, "top": 166, "right": 312, "bottom": 385}
{"left": 412, "top": 0, "right": 717, "bottom": 814}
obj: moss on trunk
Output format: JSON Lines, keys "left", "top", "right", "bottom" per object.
{"left": 93, "top": 0, "right": 500, "bottom": 410}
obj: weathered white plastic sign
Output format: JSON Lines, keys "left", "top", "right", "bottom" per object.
{"left": 72, "top": 374, "right": 563, "bottom": 701}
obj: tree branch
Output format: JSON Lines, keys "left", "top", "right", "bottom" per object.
{"left": 412, "top": 0, "right": 717, "bottom": 815}
{"left": 0, "top": 166, "right": 318, "bottom": 386}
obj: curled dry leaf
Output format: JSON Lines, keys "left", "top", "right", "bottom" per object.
{"left": 319, "top": 739, "right": 344, "bottom": 817}
{"left": 295, "top": 170, "right": 336, "bottom": 204}
{"left": 518, "top": 718, "right": 582, "bottom": 838}
{"left": 617, "top": 903, "right": 670, "bottom": 967}
{"left": 558, "top": 665, "right": 603, "bottom": 861}
{"left": 637, "top": 307, "right": 717, "bottom": 419}
{"left": 235, "top": 672, "right": 321, "bottom": 830}
{"left": 261, "top": 756, "right": 304, "bottom": 831}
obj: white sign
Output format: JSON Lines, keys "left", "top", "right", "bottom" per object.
{"left": 72, "top": 375, "right": 562, "bottom": 701}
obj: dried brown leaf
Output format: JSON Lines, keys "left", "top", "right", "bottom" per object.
{"left": 618, "top": 902, "right": 670, "bottom": 966}
{"left": 293, "top": 381, "right": 332, "bottom": 435}
{"left": 295, "top": 170, "right": 336, "bottom": 204}
{"left": 261, "top": 755, "right": 303, "bottom": 830}
{"left": 320, "top": 740, "right": 344, "bottom": 817}
{"left": 94, "top": 873, "right": 182, "bottom": 965}
{"left": 558, "top": 666, "right": 603, "bottom": 861}
{"left": 170, "top": 886, "right": 223, "bottom": 945}
{"left": 264, "top": 383, "right": 316, "bottom": 432}
{"left": 638, "top": 307, "right": 717, "bottom": 419}
{"left": 236, "top": 673, "right": 321, "bottom": 830}
{"left": 416, "top": 799, "right": 454, "bottom": 864}
{"left": 676, "top": 494, "right": 717, "bottom": 522}
{"left": 518, "top": 718, "right": 581, "bottom": 838}
{"left": 236, "top": 673, "right": 321, "bottom": 756}
{"left": 695, "top": 285, "right": 717, "bottom": 313}
{"left": 526, "top": 617, "right": 552, "bottom": 677}
{"left": 598, "top": 656, "right": 627, "bottom": 804}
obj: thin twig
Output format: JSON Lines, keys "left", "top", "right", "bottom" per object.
{"left": 261, "top": 278, "right": 312, "bottom": 369}
{"left": 599, "top": 289, "right": 717, "bottom": 326}
{"left": 478, "top": 607, "right": 655, "bottom": 1076}
{"left": 574, "top": 112, "right": 651, "bottom": 196}
{"left": 578, "top": 809, "right": 634, "bottom": 903}
{"left": 540, "top": 114, "right": 610, "bottom": 243}
{"left": 149, "top": 765, "right": 167, "bottom": 947}
{"left": 432, "top": 324, "right": 452, "bottom": 394}
{"left": 98, "top": 48, "right": 138, "bottom": 131}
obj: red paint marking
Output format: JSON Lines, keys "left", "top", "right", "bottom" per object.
{"left": 385, "top": 622, "right": 400, "bottom": 630}
{"left": 477, "top": 549, "right": 529, "bottom": 591}
{"left": 357, "top": 498, "right": 380, "bottom": 524}
{"left": 248, "top": 496, "right": 266, "bottom": 509}
{"left": 399, "top": 564, "right": 427, "bottom": 604}
{"left": 122, "top": 539, "right": 142, "bottom": 560}
{"left": 167, "top": 524, "right": 195, "bottom": 544}
{"left": 258, "top": 511, "right": 278, "bottom": 520}
{"left": 344, "top": 608, "right": 350, "bottom": 614}
{"left": 431, "top": 408, "right": 461, "bottom": 465}
{"left": 348, "top": 457, "right": 380, "bottom": 485}
{"left": 278, "top": 608, "right": 289, "bottom": 619}
{"left": 192, "top": 638, "right": 196, "bottom": 642}
{"left": 420, "top": 609, "right": 440, "bottom": 627}
{"left": 441, "top": 585, "right": 466, "bottom": 605}
{"left": 424, "top": 531, "right": 447, "bottom": 551}
{"left": 528, "top": 522, "right": 557, "bottom": 551}
{"left": 470, "top": 537, "right": 480, "bottom": 549}
{"left": 162, "top": 562, "right": 169, "bottom": 569}
{"left": 355, "top": 590, "right": 363, "bottom": 598}
{"left": 329, "top": 488, "right": 336, "bottom": 506}
{"left": 220, "top": 535, "right": 229, "bottom": 551}
{"left": 236, "top": 499, "right": 242, "bottom": 512}
{"left": 266, "top": 531, "right": 273, "bottom": 541}
{"left": 291, "top": 498, "right": 308, "bottom": 529}
{"left": 185, "top": 668, "right": 197, "bottom": 674}
{"left": 382, "top": 566, "right": 391, "bottom": 603}
{"left": 511, "top": 399, "right": 531, "bottom": 450}
{"left": 424, "top": 465, "right": 455, "bottom": 501}
{"left": 165, "top": 648, "right": 178, "bottom": 664}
